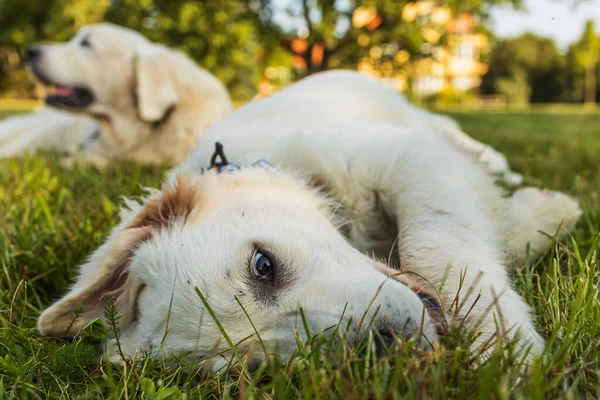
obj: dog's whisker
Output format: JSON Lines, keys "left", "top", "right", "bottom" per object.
{"left": 328, "top": 196, "right": 346, "bottom": 222}
{"left": 335, "top": 216, "right": 367, "bottom": 230}
{"left": 386, "top": 233, "right": 401, "bottom": 268}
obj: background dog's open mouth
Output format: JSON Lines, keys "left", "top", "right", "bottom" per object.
{"left": 45, "top": 85, "right": 94, "bottom": 108}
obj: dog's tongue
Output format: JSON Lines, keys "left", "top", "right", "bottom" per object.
{"left": 55, "top": 87, "right": 76, "bottom": 96}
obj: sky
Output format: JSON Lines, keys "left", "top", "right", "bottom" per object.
{"left": 490, "top": 0, "right": 600, "bottom": 51}
{"left": 271, "top": 0, "right": 600, "bottom": 52}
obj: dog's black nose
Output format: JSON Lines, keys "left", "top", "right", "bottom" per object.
{"left": 416, "top": 292, "right": 448, "bottom": 335}
{"left": 373, "top": 327, "right": 397, "bottom": 357}
{"left": 27, "top": 46, "right": 41, "bottom": 61}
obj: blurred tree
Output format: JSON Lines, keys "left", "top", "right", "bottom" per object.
{"left": 106, "top": 0, "right": 261, "bottom": 101}
{"left": 573, "top": 20, "right": 599, "bottom": 106}
{"left": 0, "top": 0, "right": 107, "bottom": 96}
{"left": 245, "top": 0, "right": 523, "bottom": 76}
{"left": 481, "top": 33, "right": 565, "bottom": 103}
{"left": 0, "top": 0, "right": 586, "bottom": 101}
{"left": 0, "top": 0, "right": 56, "bottom": 96}
{"left": 0, "top": 0, "right": 261, "bottom": 101}
{"left": 562, "top": 44, "right": 585, "bottom": 103}
{"left": 495, "top": 68, "right": 530, "bottom": 105}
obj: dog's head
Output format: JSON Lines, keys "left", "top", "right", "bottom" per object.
{"left": 27, "top": 23, "right": 178, "bottom": 124}
{"left": 38, "top": 167, "right": 445, "bottom": 370}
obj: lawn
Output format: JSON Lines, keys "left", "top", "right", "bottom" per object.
{"left": 0, "top": 108, "right": 599, "bottom": 399}
{"left": 0, "top": 110, "right": 27, "bottom": 120}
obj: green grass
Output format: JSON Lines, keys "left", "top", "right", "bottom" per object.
{"left": 1, "top": 109, "right": 599, "bottom": 398}
{"left": 0, "top": 110, "right": 26, "bottom": 119}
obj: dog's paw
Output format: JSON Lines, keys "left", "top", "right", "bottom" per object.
{"left": 61, "top": 154, "right": 111, "bottom": 170}
{"left": 506, "top": 188, "right": 582, "bottom": 259}
{"left": 478, "top": 147, "right": 510, "bottom": 175}
{"left": 59, "top": 157, "right": 77, "bottom": 169}
{"left": 502, "top": 171, "right": 523, "bottom": 187}
{"left": 539, "top": 190, "right": 582, "bottom": 234}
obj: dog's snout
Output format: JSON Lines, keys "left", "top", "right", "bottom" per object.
{"left": 27, "top": 46, "right": 41, "bottom": 61}
{"left": 373, "top": 327, "right": 397, "bottom": 357}
{"left": 374, "top": 262, "right": 448, "bottom": 336}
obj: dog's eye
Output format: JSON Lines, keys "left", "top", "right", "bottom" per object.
{"left": 80, "top": 37, "right": 91, "bottom": 48}
{"left": 252, "top": 251, "right": 274, "bottom": 281}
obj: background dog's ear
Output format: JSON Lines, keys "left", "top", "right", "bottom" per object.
{"left": 135, "top": 45, "right": 179, "bottom": 123}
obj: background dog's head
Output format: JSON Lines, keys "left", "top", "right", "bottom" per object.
{"left": 26, "top": 23, "right": 179, "bottom": 125}
{"left": 37, "top": 167, "right": 444, "bottom": 370}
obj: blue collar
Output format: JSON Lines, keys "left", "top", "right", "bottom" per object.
{"left": 213, "top": 158, "right": 279, "bottom": 174}
{"left": 203, "top": 142, "right": 305, "bottom": 184}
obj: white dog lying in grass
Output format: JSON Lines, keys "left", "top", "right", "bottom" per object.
{"left": 0, "top": 23, "right": 232, "bottom": 167}
{"left": 38, "top": 71, "right": 581, "bottom": 371}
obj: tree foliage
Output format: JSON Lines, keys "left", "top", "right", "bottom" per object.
{"left": 481, "top": 33, "right": 566, "bottom": 103}
{"left": 481, "top": 25, "right": 600, "bottom": 105}
{"left": 245, "top": 0, "right": 523, "bottom": 76}
{"left": 0, "top": 0, "right": 261, "bottom": 100}
{"left": 573, "top": 20, "right": 599, "bottom": 105}
{"left": 0, "top": 0, "right": 596, "bottom": 104}
{"left": 106, "top": 0, "right": 261, "bottom": 100}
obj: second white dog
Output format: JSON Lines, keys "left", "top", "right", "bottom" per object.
{"left": 1, "top": 23, "right": 233, "bottom": 167}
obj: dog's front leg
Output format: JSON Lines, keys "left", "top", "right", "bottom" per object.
{"left": 391, "top": 180, "right": 544, "bottom": 362}
{"left": 60, "top": 133, "right": 121, "bottom": 170}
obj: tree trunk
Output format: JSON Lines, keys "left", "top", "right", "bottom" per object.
{"left": 584, "top": 63, "right": 597, "bottom": 107}
{"left": 321, "top": 48, "right": 332, "bottom": 73}
{"left": 303, "top": 45, "right": 314, "bottom": 75}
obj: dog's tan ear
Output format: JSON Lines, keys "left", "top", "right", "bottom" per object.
{"left": 135, "top": 45, "right": 179, "bottom": 123}
{"left": 37, "top": 225, "right": 149, "bottom": 336}
{"left": 38, "top": 176, "right": 200, "bottom": 337}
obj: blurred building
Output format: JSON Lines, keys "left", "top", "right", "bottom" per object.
{"left": 357, "top": 1, "right": 489, "bottom": 98}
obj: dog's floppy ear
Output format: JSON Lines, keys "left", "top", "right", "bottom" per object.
{"left": 37, "top": 224, "right": 149, "bottom": 336}
{"left": 38, "top": 176, "right": 200, "bottom": 336}
{"left": 134, "top": 44, "right": 179, "bottom": 123}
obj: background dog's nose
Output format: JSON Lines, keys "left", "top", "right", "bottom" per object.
{"left": 27, "top": 46, "right": 41, "bottom": 61}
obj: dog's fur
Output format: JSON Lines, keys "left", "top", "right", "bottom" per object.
{"left": 38, "top": 71, "right": 581, "bottom": 371}
{"left": 0, "top": 108, "right": 97, "bottom": 158}
{"left": 0, "top": 23, "right": 232, "bottom": 167}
